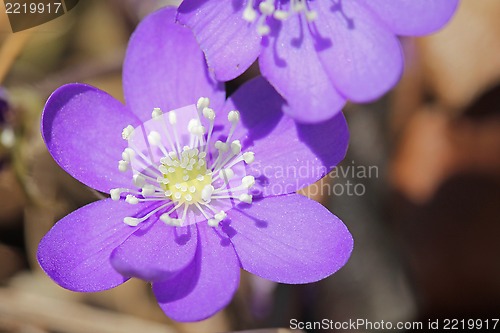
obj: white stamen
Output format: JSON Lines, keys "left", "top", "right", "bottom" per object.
{"left": 215, "top": 140, "right": 229, "bottom": 152}
{"left": 243, "top": 152, "right": 255, "bottom": 164}
{"left": 306, "top": 10, "right": 317, "bottom": 21}
{"left": 197, "top": 97, "right": 210, "bottom": 112}
{"left": 201, "top": 185, "right": 214, "bottom": 202}
{"left": 219, "top": 168, "right": 235, "bottom": 181}
{"left": 110, "top": 188, "right": 121, "bottom": 201}
{"left": 239, "top": 193, "right": 253, "bottom": 204}
{"left": 122, "top": 148, "right": 135, "bottom": 162}
{"left": 228, "top": 110, "right": 240, "bottom": 123}
{"left": 148, "top": 131, "right": 162, "bottom": 146}
{"left": 168, "top": 111, "right": 177, "bottom": 125}
{"left": 259, "top": 1, "right": 274, "bottom": 15}
{"left": 124, "top": 217, "right": 141, "bottom": 227}
{"left": 141, "top": 184, "right": 155, "bottom": 196}
{"left": 126, "top": 195, "right": 139, "bottom": 205}
{"left": 231, "top": 140, "right": 242, "bottom": 155}
{"left": 161, "top": 214, "right": 182, "bottom": 226}
{"left": 274, "top": 10, "right": 289, "bottom": 20}
{"left": 152, "top": 107, "right": 163, "bottom": 120}
{"left": 242, "top": 175, "right": 255, "bottom": 188}
{"left": 118, "top": 160, "right": 129, "bottom": 172}
{"left": 243, "top": 0, "right": 257, "bottom": 22}
{"left": 133, "top": 174, "right": 146, "bottom": 187}
{"left": 202, "top": 107, "right": 215, "bottom": 120}
{"left": 215, "top": 210, "right": 227, "bottom": 221}
{"left": 122, "top": 125, "right": 135, "bottom": 140}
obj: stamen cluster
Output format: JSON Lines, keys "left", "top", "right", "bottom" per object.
{"left": 243, "top": 0, "right": 317, "bottom": 35}
{"left": 110, "top": 98, "right": 256, "bottom": 228}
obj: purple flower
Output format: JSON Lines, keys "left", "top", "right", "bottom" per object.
{"left": 37, "top": 7, "right": 353, "bottom": 321}
{"left": 177, "top": 0, "right": 459, "bottom": 122}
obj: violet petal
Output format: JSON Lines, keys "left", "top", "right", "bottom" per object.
{"left": 37, "top": 199, "right": 146, "bottom": 292}
{"left": 153, "top": 224, "right": 240, "bottom": 321}
{"left": 41, "top": 83, "right": 139, "bottom": 193}
{"left": 224, "top": 194, "right": 353, "bottom": 283}
{"left": 123, "top": 6, "right": 225, "bottom": 122}
{"left": 110, "top": 221, "right": 198, "bottom": 282}
{"left": 177, "top": 0, "right": 262, "bottom": 81}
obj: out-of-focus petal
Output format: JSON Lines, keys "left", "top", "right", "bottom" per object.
{"left": 177, "top": 0, "right": 262, "bottom": 81}
{"left": 41, "top": 84, "right": 139, "bottom": 193}
{"left": 360, "top": 0, "right": 459, "bottom": 36}
{"left": 153, "top": 224, "right": 239, "bottom": 321}
{"left": 313, "top": 1, "right": 403, "bottom": 102}
{"left": 124, "top": 7, "right": 225, "bottom": 122}
{"left": 222, "top": 77, "right": 349, "bottom": 197}
{"left": 260, "top": 16, "right": 346, "bottom": 122}
{"left": 37, "top": 199, "right": 149, "bottom": 292}
{"left": 224, "top": 194, "right": 353, "bottom": 283}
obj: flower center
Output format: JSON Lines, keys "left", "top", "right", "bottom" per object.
{"left": 159, "top": 148, "right": 212, "bottom": 205}
{"left": 243, "top": 0, "right": 317, "bottom": 35}
{"left": 110, "top": 99, "right": 256, "bottom": 228}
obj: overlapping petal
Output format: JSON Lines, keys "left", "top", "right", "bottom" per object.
{"left": 124, "top": 7, "right": 225, "bottom": 122}
{"left": 41, "top": 83, "right": 139, "bottom": 193}
{"left": 360, "top": 0, "right": 459, "bottom": 36}
{"left": 153, "top": 224, "right": 240, "bottom": 321}
{"left": 177, "top": 0, "right": 262, "bottom": 81}
{"left": 37, "top": 199, "right": 149, "bottom": 292}
{"left": 221, "top": 77, "right": 349, "bottom": 197}
{"left": 110, "top": 221, "right": 198, "bottom": 282}
{"left": 312, "top": 0, "right": 403, "bottom": 103}
{"left": 224, "top": 194, "right": 353, "bottom": 283}
{"left": 260, "top": 16, "right": 346, "bottom": 123}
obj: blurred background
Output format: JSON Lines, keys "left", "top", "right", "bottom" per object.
{"left": 0, "top": 0, "right": 499, "bottom": 332}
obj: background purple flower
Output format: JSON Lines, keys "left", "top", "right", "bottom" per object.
{"left": 37, "top": 7, "right": 353, "bottom": 322}
{"left": 177, "top": 0, "right": 459, "bottom": 123}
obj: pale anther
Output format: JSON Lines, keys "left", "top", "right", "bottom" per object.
{"left": 228, "top": 110, "right": 240, "bottom": 123}
{"left": 202, "top": 107, "right": 215, "bottom": 120}
{"left": 152, "top": 107, "right": 163, "bottom": 120}
{"left": 110, "top": 188, "right": 121, "bottom": 201}
{"left": 197, "top": 97, "right": 210, "bottom": 111}
{"left": 239, "top": 193, "right": 253, "bottom": 204}
{"left": 126, "top": 195, "right": 139, "bottom": 205}
{"left": 124, "top": 217, "right": 140, "bottom": 227}
{"left": 168, "top": 111, "right": 177, "bottom": 125}
{"left": 118, "top": 160, "right": 129, "bottom": 172}
{"left": 148, "top": 131, "right": 162, "bottom": 146}
{"left": 134, "top": 174, "right": 146, "bottom": 187}
{"left": 242, "top": 175, "right": 255, "bottom": 188}
{"left": 231, "top": 140, "right": 242, "bottom": 154}
{"left": 243, "top": 152, "right": 255, "bottom": 164}
{"left": 122, "top": 125, "right": 134, "bottom": 140}
{"left": 219, "top": 168, "right": 235, "bottom": 180}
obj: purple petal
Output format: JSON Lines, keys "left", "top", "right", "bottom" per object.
{"left": 41, "top": 84, "right": 139, "bottom": 193}
{"left": 259, "top": 16, "right": 346, "bottom": 123}
{"left": 223, "top": 194, "right": 353, "bottom": 284}
{"left": 222, "top": 77, "right": 349, "bottom": 197}
{"left": 110, "top": 221, "right": 198, "bottom": 282}
{"left": 360, "top": 0, "right": 459, "bottom": 36}
{"left": 177, "top": 0, "right": 262, "bottom": 81}
{"left": 37, "top": 199, "right": 147, "bottom": 292}
{"left": 123, "top": 7, "right": 225, "bottom": 122}
{"left": 313, "top": 1, "right": 403, "bottom": 102}
{"left": 153, "top": 224, "right": 240, "bottom": 321}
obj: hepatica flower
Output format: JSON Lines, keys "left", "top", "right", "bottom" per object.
{"left": 177, "top": 0, "right": 459, "bottom": 122}
{"left": 38, "top": 7, "right": 353, "bottom": 321}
